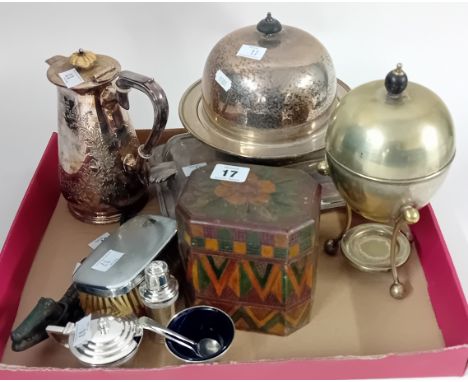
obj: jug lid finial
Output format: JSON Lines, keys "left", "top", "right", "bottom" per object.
{"left": 69, "top": 49, "right": 97, "bottom": 70}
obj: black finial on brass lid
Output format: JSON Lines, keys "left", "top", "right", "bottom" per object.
{"left": 385, "top": 63, "right": 408, "bottom": 95}
{"left": 257, "top": 12, "right": 282, "bottom": 35}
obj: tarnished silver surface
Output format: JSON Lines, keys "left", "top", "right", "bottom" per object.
{"left": 180, "top": 14, "right": 346, "bottom": 159}
{"left": 56, "top": 85, "right": 148, "bottom": 223}
{"left": 73, "top": 215, "right": 177, "bottom": 297}
{"left": 202, "top": 25, "right": 336, "bottom": 131}
{"left": 47, "top": 51, "right": 169, "bottom": 224}
{"left": 180, "top": 80, "right": 349, "bottom": 159}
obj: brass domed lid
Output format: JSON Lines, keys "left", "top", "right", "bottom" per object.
{"left": 180, "top": 13, "right": 349, "bottom": 159}
{"left": 326, "top": 64, "right": 455, "bottom": 181}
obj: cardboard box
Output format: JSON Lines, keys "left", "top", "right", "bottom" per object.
{"left": 0, "top": 131, "right": 467, "bottom": 379}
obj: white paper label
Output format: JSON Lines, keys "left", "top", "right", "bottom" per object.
{"left": 182, "top": 162, "right": 207, "bottom": 177}
{"left": 91, "top": 249, "right": 125, "bottom": 272}
{"left": 210, "top": 164, "right": 250, "bottom": 183}
{"left": 58, "top": 68, "right": 84, "bottom": 88}
{"left": 73, "top": 314, "right": 91, "bottom": 346}
{"left": 215, "top": 70, "right": 232, "bottom": 91}
{"left": 236, "top": 44, "right": 267, "bottom": 60}
{"left": 88, "top": 232, "right": 111, "bottom": 250}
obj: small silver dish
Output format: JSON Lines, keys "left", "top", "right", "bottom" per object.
{"left": 341, "top": 223, "right": 411, "bottom": 272}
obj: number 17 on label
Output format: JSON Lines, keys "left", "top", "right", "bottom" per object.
{"left": 210, "top": 164, "right": 250, "bottom": 183}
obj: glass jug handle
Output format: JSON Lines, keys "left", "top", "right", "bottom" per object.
{"left": 116, "top": 71, "right": 169, "bottom": 159}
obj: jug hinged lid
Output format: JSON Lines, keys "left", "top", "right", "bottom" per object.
{"left": 46, "top": 49, "right": 121, "bottom": 90}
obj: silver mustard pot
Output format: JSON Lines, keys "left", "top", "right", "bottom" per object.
{"left": 46, "top": 313, "right": 233, "bottom": 366}
{"left": 46, "top": 315, "right": 143, "bottom": 367}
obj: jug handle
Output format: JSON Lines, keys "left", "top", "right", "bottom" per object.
{"left": 116, "top": 71, "right": 169, "bottom": 159}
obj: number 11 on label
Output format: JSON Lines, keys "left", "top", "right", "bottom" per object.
{"left": 210, "top": 164, "right": 250, "bottom": 183}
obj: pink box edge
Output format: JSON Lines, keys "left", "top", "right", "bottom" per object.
{"left": 1, "top": 346, "right": 467, "bottom": 380}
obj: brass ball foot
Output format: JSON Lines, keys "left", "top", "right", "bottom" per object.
{"left": 324, "top": 239, "right": 340, "bottom": 255}
{"left": 389, "top": 281, "right": 406, "bottom": 299}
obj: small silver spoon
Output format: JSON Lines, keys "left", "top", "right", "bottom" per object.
{"left": 138, "top": 316, "right": 221, "bottom": 358}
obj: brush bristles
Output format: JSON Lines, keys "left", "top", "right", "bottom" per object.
{"left": 78, "top": 288, "right": 145, "bottom": 317}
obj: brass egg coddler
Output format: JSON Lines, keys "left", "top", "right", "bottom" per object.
{"left": 319, "top": 64, "right": 456, "bottom": 299}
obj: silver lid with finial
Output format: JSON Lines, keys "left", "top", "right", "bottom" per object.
{"left": 179, "top": 12, "right": 349, "bottom": 159}
{"left": 46, "top": 315, "right": 142, "bottom": 367}
{"left": 138, "top": 260, "right": 179, "bottom": 309}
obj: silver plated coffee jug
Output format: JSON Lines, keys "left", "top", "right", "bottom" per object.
{"left": 46, "top": 49, "right": 168, "bottom": 224}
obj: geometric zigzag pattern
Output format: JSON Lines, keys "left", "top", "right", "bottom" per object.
{"left": 178, "top": 219, "right": 317, "bottom": 335}
{"left": 181, "top": 221, "right": 315, "bottom": 260}
{"left": 188, "top": 252, "right": 314, "bottom": 306}
{"left": 194, "top": 298, "right": 312, "bottom": 336}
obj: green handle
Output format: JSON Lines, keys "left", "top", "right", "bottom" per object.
{"left": 10, "top": 285, "right": 83, "bottom": 352}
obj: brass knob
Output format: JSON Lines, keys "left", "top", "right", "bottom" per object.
{"left": 317, "top": 161, "right": 330, "bottom": 176}
{"left": 69, "top": 49, "right": 97, "bottom": 69}
{"left": 389, "top": 281, "right": 406, "bottom": 299}
{"left": 123, "top": 153, "right": 137, "bottom": 171}
{"left": 402, "top": 206, "right": 420, "bottom": 225}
